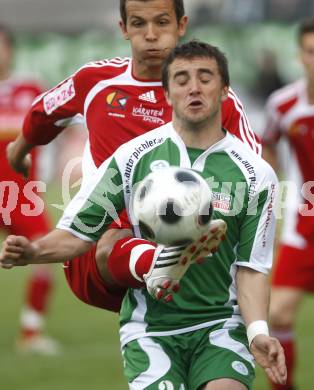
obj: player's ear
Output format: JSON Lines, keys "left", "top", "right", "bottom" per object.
{"left": 178, "top": 16, "right": 189, "bottom": 38}
{"left": 119, "top": 20, "right": 129, "bottom": 40}
{"left": 165, "top": 90, "right": 173, "bottom": 107}
{"left": 221, "top": 86, "right": 229, "bottom": 102}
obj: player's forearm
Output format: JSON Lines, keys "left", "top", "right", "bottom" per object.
{"left": 8, "top": 134, "right": 34, "bottom": 162}
{"left": 236, "top": 267, "right": 270, "bottom": 325}
{"left": 31, "top": 229, "right": 92, "bottom": 264}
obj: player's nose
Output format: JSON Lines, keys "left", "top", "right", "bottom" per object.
{"left": 145, "top": 23, "right": 158, "bottom": 41}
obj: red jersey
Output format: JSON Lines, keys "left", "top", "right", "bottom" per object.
{"left": 0, "top": 76, "right": 42, "bottom": 142}
{"left": 0, "top": 76, "right": 43, "bottom": 178}
{"left": 0, "top": 76, "right": 50, "bottom": 236}
{"left": 23, "top": 57, "right": 261, "bottom": 174}
{"left": 263, "top": 79, "right": 314, "bottom": 244}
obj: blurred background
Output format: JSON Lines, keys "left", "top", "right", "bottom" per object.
{"left": 1, "top": 1, "right": 314, "bottom": 389}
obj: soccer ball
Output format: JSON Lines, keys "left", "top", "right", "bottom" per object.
{"left": 131, "top": 167, "right": 213, "bottom": 246}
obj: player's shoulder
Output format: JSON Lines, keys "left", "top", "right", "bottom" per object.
{"left": 225, "top": 133, "right": 278, "bottom": 184}
{"left": 75, "top": 57, "right": 131, "bottom": 78}
{"left": 114, "top": 123, "right": 171, "bottom": 160}
{"left": 266, "top": 79, "right": 304, "bottom": 113}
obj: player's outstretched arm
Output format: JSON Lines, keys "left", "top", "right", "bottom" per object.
{"left": 6, "top": 134, "right": 33, "bottom": 178}
{"left": 0, "top": 229, "right": 92, "bottom": 269}
{"left": 236, "top": 267, "right": 287, "bottom": 385}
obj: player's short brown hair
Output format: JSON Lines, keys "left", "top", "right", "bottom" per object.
{"left": 119, "top": 0, "right": 185, "bottom": 25}
{"left": 298, "top": 18, "right": 314, "bottom": 45}
{"left": 162, "top": 40, "right": 230, "bottom": 91}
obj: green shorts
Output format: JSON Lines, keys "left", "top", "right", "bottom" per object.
{"left": 122, "top": 322, "right": 255, "bottom": 390}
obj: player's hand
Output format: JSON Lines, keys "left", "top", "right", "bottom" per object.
{"left": 250, "top": 334, "right": 287, "bottom": 385}
{"left": 0, "top": 235, "right": 37, "bottom": 269}
{"left": 143, "top": 219, "right": 227, "bottom": 302}
{"left": 6, "top": 141, "right": 32, "bottom": 178}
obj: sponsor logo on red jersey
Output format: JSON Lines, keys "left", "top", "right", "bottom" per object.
{"left": 139, "top": 90, "right": 157, "bottom": 104}
{"left": 132, "top": 104, "right": 165, "bottom": 125}
{"left": 43, "top": 78, "right": 75, "bottom": 115}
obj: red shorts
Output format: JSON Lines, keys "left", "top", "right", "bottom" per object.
{"left": 63, "top": 245, "right": 125, "bottom": 312}
{"left": 272, "top": 243, "right": 314, "bottom": 292}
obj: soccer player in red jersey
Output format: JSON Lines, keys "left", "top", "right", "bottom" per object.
{"left": 262, "top": 18, "right": 314, "bottom": 390}
{"left": 0, "top": 25, "right": 59, "bottom": 354}
{"left": 6, "top": 1, "right": 260, "bottom": 311}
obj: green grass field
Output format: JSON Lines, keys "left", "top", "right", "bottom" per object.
{"left": 0, "top": 187, "right": 313, "bottom": 390}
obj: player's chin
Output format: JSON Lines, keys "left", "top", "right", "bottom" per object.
{"left": 185, "top": 112, "right": 207, "bottom": 124}
{"left": 144, "top": 55, "right": 166, "bottom": 66}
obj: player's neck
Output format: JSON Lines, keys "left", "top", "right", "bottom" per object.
{"left": 173, "top": 116, "right": 225, "bottom": 150}
{"left": 132, "top": 61, "right": 162, "bottom": 81}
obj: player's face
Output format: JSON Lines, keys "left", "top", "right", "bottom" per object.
{"left": 300, "top": 32, "right": 314, "bottom": 81}
{"left": 120, "top": 0, "right": 188, "bottom": 79}
{"left": 166, "top": 56, "right": 229, "bottom": 127}
{"left": 0, "top": 33, "right": 12, "bottom": 76}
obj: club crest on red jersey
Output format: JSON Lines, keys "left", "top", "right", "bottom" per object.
{"left": 106, "top": 91, "right": 128, "bottom": 109}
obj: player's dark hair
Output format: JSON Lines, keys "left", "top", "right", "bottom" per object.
{"left": 120, "top": 0, "right": 185, "bottom": 25}
{"left": 162, "top": 40, "right": 230, "bottom": 91}
{"left": 298, "top": 18, "right": 314, "bottom": 45}
{"left": 0, "top": 24, "right": 14, "bottom": 47}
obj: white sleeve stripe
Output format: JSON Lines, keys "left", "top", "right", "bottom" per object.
{"left": 79, "top": 62, "right": 128, "bottom": 70}
{"left": 240, "top": 116, "right": 260, "bottom": 155}
{"left": 79, "top": 58, "right": 130, "bottom": 70}
{"left": 228, "top": 88, "right": 254, "bottom": 133}
{"left": 241, "top": 109, "right": 261, "bottom": 154}
{"left": 228, "top": 90, "right": 261, "bottom": 154}
{"left": 228, "top": 89, "right": 253, "bottom": 139}
{"left": 239, "top": 116, "right": 253, "bottom": 149}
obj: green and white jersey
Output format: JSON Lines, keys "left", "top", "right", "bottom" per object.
{"left": 58, "top": 122, "right": 278, "bottom": 347}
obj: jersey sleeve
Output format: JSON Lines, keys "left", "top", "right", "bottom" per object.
{"left": 22, "top": 60, "right": 118, "bottom": 145}
{"left": 57, "top": 156, "right": 125, "bottom": 241}
{"left": 223, "top": 88, "right": 262, "bottom": 155}
{"left": 23, "top": 72, "right": 85, "bottom": 145}
{"left": 235, "top": 164, "right": 278, "bottom": 274}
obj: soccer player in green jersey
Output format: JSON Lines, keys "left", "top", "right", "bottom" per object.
{"left": 0, "top": 40, "right": 286, "bottom": 389}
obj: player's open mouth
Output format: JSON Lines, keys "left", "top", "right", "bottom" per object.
{"left": 188, "top": 100, "right": 203, "bottom": 108}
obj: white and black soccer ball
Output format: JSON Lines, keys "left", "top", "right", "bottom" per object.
{"left": 131, "top": 167, "right": 213, "bottom": 245}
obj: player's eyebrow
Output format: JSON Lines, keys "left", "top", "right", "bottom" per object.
{"left": 173, "top": 68, "right": 214, "bottom": 79}
{"left": 173, "top": 70, "right": 189, "bottom": 79}
{"left": 197, "top": 68, "right": 214, "bottom": 76}
{"left": 129, "top": 12, "right": 171, "bottom": 21}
